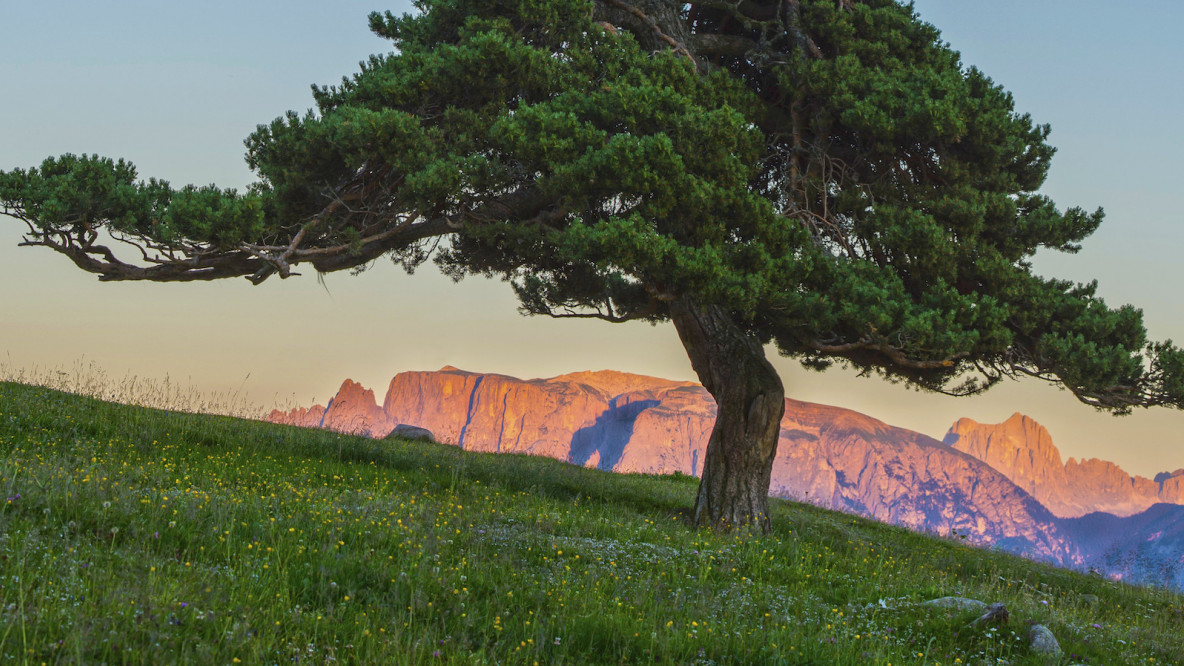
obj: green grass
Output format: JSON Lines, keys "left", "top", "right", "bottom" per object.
{"left": 1, "top": 380, "right": 1181, "bottom": 665}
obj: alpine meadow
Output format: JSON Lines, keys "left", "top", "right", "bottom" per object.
{"left": 2, "top": 375, "right": 1183, "bottom": 663}
{"left": 6, "top": 4, "right": 1184, "bottom": 660}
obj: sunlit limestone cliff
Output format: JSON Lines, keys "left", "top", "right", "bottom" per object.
{"left": 945, "top": 414, "right": 1184, "bottom": 518}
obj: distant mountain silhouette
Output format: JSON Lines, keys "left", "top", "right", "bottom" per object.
{"left": 1059, "top": 504, "right": 1184, "bottom": 590}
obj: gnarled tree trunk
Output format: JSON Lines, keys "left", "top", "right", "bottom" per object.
{"left": 668, "top": 295, "right": 785, "bottom": 531}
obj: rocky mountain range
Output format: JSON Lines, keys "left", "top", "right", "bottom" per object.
{"left": 944, "top": 414, "right": 1184, "bottom": 518}
{"left": 269, "top": 366, "right": 1184, "bottom": 590}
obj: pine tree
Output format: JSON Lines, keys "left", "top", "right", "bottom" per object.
{"left": 4, "top": 0, "right": 1183, "bottom": 529}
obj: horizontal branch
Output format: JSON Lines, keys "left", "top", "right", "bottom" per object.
{"left": 6, "top": 183, "right": 563, "bottom": 284}
{"left": 594, "top": 0, "right": 696, "bottom": 65}
{"left": 1005, "top": 362, "right": 1163, "bottom": 411}
{"left": 808, "top": 337, "right": 966, "bottom": 370}
{"left": 521, "top": 299, "right": 660, "bottom": 323}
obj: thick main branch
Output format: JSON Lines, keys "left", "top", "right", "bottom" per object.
{"left": 7, "top": 185, "right": 561, "bottom": 284}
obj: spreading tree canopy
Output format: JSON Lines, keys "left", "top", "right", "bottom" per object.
{"left": 4, "top": 0, "right": 1184, "bottom": 529}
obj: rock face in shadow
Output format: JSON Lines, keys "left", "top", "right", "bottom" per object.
{"left": 569, "top": 397, "right": 661, "bottom": 470}
{"left": 1058, "top": 503, "right": 1184, "bottom": 591}
{"left": 270, "top": 404, "right": 326, "bottom": 429}
{"left": 269, "top": 367, "right": 1075, "bottom": 563}
{"left": 769, "top": 401, "right": 1072, "bottom": 562}
{"left": 945, "top": 414, "right": 1184, "bottom": 518}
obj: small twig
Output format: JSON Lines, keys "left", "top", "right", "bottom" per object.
{"left": 602, "top": 0, "right": 697, "bottom": 65}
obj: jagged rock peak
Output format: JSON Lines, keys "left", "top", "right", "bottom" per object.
{"left": 546, "top": 369, "right": 695, "bottom": 398}
{"left": 943, "top": 414, "right": 1070, "bottom": 514}
{"left": 335, "top": 378, "right": 371, "bottom": 394}
{"left": 1155, "top": 468, "right": 1184, "bottom": 483}
{"left": 329, "top": 379, "right": 382, "bottom": 410}
{"left": 944, "top": 413, "right": 1184, "bottom": 518}
{"left": 320, "top": 378, "right": 387, "bottom": 437}
{"left": 944, "top": 412, "right": 1063, "bottom": 470}
{"left": 947, "top": 411, "right": 1058, "bottom": 447}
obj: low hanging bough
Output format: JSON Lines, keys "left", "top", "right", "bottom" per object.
{"left": 5, "top": 0, "right": 1184, "bottom": 531}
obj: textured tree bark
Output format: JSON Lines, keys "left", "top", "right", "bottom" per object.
{"left": 668, "top": 295, "right": 785, "bottom": 531}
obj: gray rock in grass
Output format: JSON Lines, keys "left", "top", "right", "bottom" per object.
{"left": 385, "top": 424, "right": 437, "bottom": 443}
{"left": 968, "top": 602, "right": 1009, "bottom": 627}
{"left": 922, "top": 596, "right": 988, "bottom": 613}
{"left": 1028, "top": 624, "right": 1062, "bottom": 657}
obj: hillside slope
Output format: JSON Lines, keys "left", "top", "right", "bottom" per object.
{"left": 271, "top": 368, "right": 1073, "bottom": 562}
{"left": 272, "top": 367, "right": 1184, "bottom": 590}
{"left": 5, "top": 380, "right": 1183, "bottom": 664}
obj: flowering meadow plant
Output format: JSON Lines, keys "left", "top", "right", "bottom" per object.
{"left": 1, "top": 379, "right": 1180, "bottom": 663}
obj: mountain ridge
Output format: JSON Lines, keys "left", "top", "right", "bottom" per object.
{"left": 944, "top": 413, "right": 1184, "bottom": 518}
{"left": 268, "top": 366, "right": 1184, "bottom": 590}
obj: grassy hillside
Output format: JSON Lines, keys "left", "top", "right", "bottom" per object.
{"left": 1, "top": 381, "right": 1180, "bottom": 665}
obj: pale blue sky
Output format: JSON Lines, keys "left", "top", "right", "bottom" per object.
{"left": 3, "top": 2, "right": 1184, "bottom": 477}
